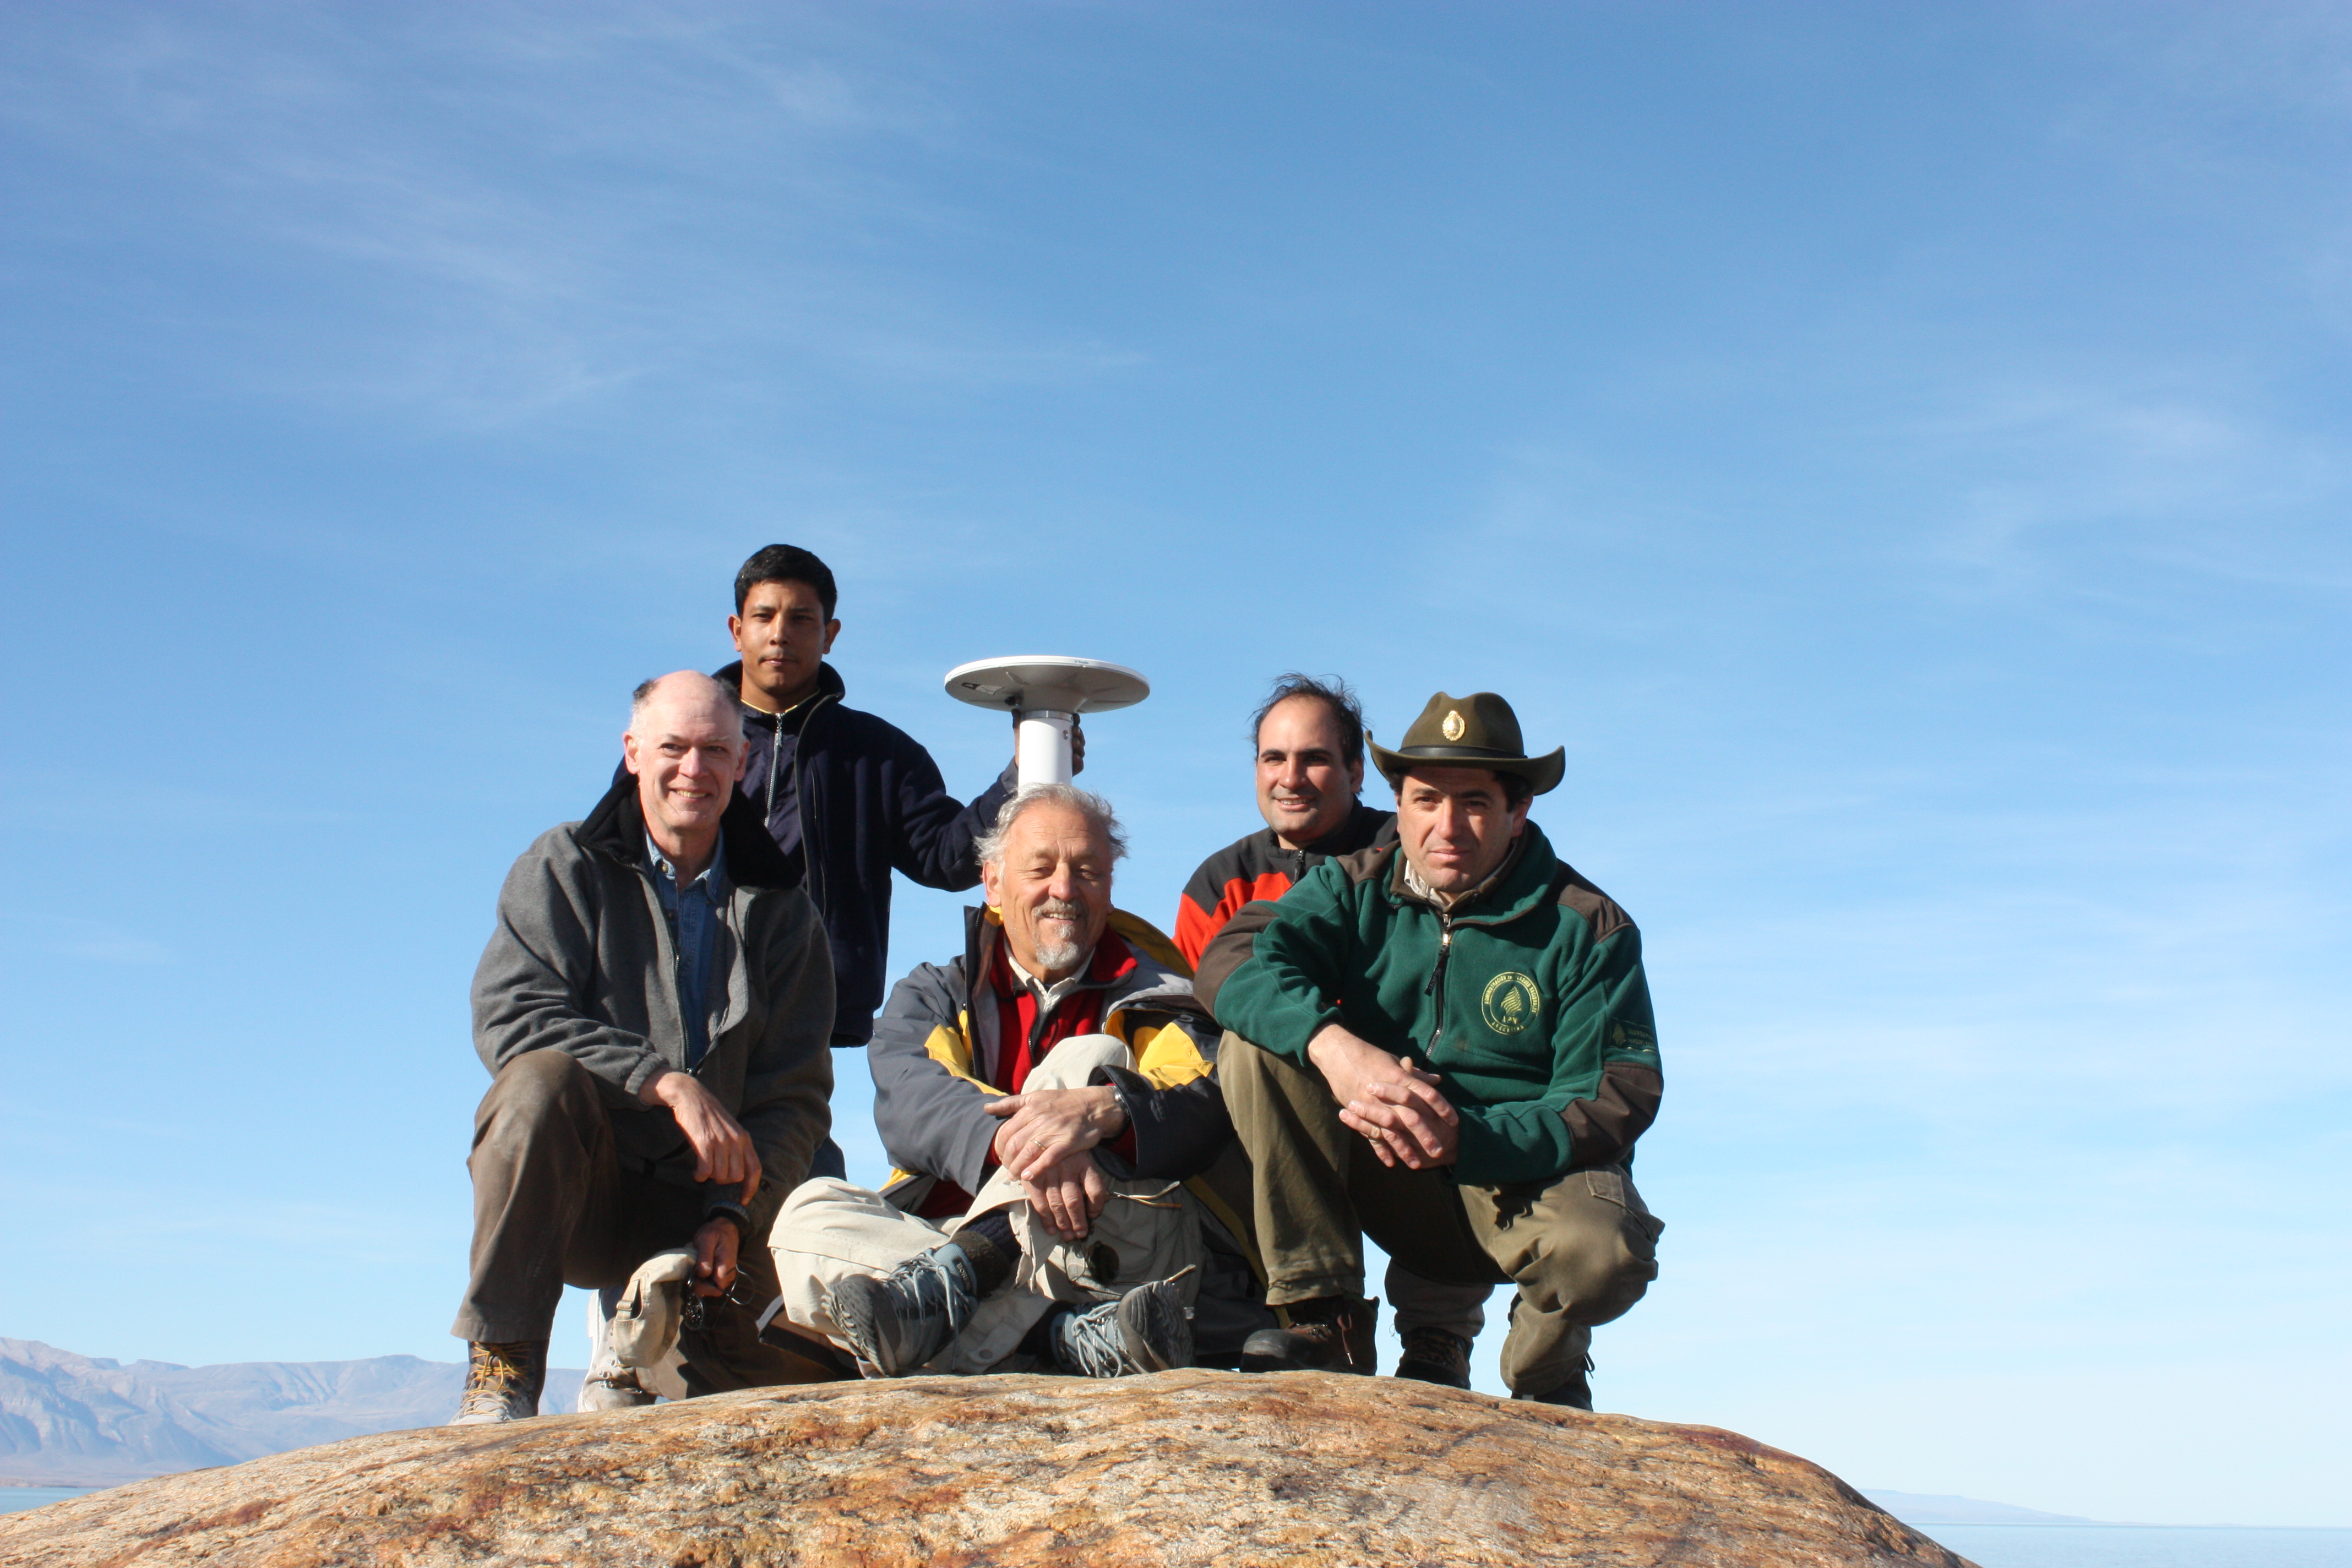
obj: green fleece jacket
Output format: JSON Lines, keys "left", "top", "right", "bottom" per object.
{"left": 1207, "top": 823, "right": 1660, "bottom": 1189}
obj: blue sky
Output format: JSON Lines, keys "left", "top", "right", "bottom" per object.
{"left": 3, "top": 0, "right": 2346, "bottom": 1528}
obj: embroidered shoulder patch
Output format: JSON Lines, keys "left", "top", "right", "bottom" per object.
{"left": 1480, "top": 972, "right": 1542, "bottom": 1035}
{"left": 1608, "top": 1019, "right": 1658, "bottom": 1054}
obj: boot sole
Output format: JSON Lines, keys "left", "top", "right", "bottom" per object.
{"left": 828, "top": 1275, "right": 940, "bottom": 1378}
{"left": 1115, "top": 1283, "right": 1194, "bottom": 1373}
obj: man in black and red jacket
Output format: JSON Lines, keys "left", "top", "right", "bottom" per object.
{"left": 1172, "top": 673, "right": 1493, "bottom": 1389}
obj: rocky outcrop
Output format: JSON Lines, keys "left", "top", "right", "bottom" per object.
{"left": 0, "top": 1370, "right": 1973, "bottom": 1567}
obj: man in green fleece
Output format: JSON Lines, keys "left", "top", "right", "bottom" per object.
{"left": 1200, "top": 690, "right": 1663, "bottom": 1409}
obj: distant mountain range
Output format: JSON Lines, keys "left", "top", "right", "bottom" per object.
{"left": 0, "top": 1339, "right": 585, "bottom": 1487}
{"left": 1860, "top": 1489, "right": 2093, "bottom": 1526}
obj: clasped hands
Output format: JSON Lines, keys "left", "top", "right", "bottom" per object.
{"left": 984, "top": 1084, "right": 1127, "bottom": 1242}
{"left": 1308, "top": 1022, "right": 1461, "bottom": 1170}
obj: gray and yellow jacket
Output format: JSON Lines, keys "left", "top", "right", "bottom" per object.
{"left": 471, "top": 776, "right": 836, "bottom": 1239}
{"left": 868, "top": 909, "right": 1230, "bottom": 1212}
{"left": 1202, "top": 822, "right": 1660, "bottom": 1189}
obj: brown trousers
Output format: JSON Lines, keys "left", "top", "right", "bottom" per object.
{"left": 1219, "top": 1032, "right": 1663, "bottom": 1396}
{"left": 451, "top": 1049, "right": 800, "bottom": 1396}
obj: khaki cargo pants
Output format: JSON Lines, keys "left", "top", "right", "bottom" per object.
{"left": 1219, "top": 1031, "right": 1663, "bottom": 1397}
{"left": 766, "top": 1033, "right": 1210, "bottom": 1374}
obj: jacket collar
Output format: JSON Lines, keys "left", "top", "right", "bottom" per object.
{"left": 710, "top": 658, "right": 847, "bottom": 723}
{"left": 1278, "top": 801, "right": 1393, "bottom": 859}
{"left": 1387, "top": 820, "right": 1558, "bottom": 924}
{"left": 576, "top": 773, "right": 802, "bottom": 891}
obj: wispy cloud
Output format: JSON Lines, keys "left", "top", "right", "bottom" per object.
{"left": 1909, "top": 382, "right": 2350, "bottom": 596}
{"left": 0, "top": 4, "right": 1140, "bottom": 427}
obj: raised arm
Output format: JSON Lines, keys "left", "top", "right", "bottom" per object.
{"left": 883, "top": 722, "right": 1017, "bottom": 892}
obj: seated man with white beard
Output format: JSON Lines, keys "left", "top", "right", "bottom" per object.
{"left": 757, "top": 783, "right": 1259, "bottom": 1377}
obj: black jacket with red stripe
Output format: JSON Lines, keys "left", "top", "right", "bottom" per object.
{"left": 1172, "top": 804, "right": 1396, "bottom": 970}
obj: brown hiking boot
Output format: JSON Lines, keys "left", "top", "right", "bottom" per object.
{"left": 1239, "top": 1296, "right": 1379, "bottom": 1374}
{"left": 450, "top": 1340, "right": 547, "bottom": 1425}
{"left": 1393, "top": 1326, "right": 1473, "bottom": 1389}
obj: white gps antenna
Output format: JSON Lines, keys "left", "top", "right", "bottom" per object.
{"left": 943, "top": 656, "right": 1151, "bottom": 787}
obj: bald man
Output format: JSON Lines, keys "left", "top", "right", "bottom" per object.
{"left": 450, "top": 672, "right": 836, "bottom": 1423}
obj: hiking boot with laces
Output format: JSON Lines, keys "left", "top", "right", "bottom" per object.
{"left": 1049, "top": 1277, "right": 1194, "bottom": 1378}
{"left": 1238, "top": 1295, "right": 1379, "bottom": 1374}
{"left": 450, "top": 1339, "right": 547, "bottom": 1425}
{"left": 827, "top": 1244, "right": 979, "bottom": 1376}
{"left": 1393, "top": 1325, "right": 1473, "bottom": 1389}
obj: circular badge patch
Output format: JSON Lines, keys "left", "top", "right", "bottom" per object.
{"left": 1441, "top": 709, "right": 1467, "bottom": 742}
{"left": 1480, "top": 971, "right": 1542, "bottom": 1035}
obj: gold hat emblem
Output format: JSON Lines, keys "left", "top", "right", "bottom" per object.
{"left": 1441, "top": 709, "right": 1466, "bottom": 742}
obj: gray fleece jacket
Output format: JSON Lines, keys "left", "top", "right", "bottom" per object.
{"left": 471, "top": 775, "right": 835, "bottom": 1237}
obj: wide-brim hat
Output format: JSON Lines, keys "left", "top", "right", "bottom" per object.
{"left": 1369, "top": 690, "right": 1565, "bottom": 796}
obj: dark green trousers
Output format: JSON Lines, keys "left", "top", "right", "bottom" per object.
{"left": 1219, "top": 1032, "right": 1663, "bottom": 1396}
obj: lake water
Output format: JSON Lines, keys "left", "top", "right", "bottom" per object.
{"left": 1, "top": 1487, "right": 96, "bottom": 1513}
{"left": 1919, "top": 1526, "right": 2352, "bottom": 1567}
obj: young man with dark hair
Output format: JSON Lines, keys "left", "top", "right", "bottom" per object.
{"left": 1172, "top": 674, "right": 1493, "bottom": 1390}
{"left": 1199, "top": 690, "right": 1665, "bottom": 1412}
{"left": 708, "top": 543, "right": 1018, "bottom": 1057}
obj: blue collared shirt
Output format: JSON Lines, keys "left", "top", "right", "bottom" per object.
{"left": 647, "top": 831, "right": 729, "bottom": 1070}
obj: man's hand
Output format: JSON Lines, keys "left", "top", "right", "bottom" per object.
{"left": 643, "top": 1069, "right": 761, "bottom": 1202}
{"left": 691, "top": 1217, "right": 740, "bottom": 1299}
{"left": 1308, "top": 1023, "right": 1459, "bottom": 1170}
{"left": 986, "top": 1086, "right": 1126, "bottom": 1180}
{"left": 1022, "top": 1150, "right": 1108, "bottom": 1242}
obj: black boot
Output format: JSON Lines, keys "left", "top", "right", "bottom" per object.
{"left": 1393, "top": 1326, "right": 1473, "bottom": 1389}
{"left": 1513, "top": 1352, "right": 1594, "bottom": 1411}
{"left": 1239, "top": 1296, "right": 1379, "bottom": 1374}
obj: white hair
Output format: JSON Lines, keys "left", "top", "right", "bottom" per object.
{"left": 973, "top": 783, "right": 1128, "bottom": 869}
{"left": 628, "top": 671, "right": 734, "bottom": 734}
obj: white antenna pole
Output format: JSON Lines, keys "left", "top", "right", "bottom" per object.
{"left": 1014, "top": 711, "right": 1076, "bottom": 788}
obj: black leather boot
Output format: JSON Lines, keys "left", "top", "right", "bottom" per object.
{"left": 1239, "top": 1295, "right": 1379, "bottom": 1374}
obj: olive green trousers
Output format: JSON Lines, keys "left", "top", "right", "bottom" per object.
{"left": 1218, "top": 1032, "right": 1663, "bottom": 1397}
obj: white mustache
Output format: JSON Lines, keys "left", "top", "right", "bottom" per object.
{"left": 1036, "top": 899, "right": 1086, "bottom": 922}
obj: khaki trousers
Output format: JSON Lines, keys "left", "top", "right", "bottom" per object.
{"left": 1219, "top": 1032, "right": 1663, "bottom": 1396}
{"left": 453, "top": 1049, "right": 804, "bottom": 1396}
{"left": 766, "top": 1033, "right": 1208, "bottom": 1373}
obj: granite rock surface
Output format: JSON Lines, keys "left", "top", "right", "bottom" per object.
{"left": 0, "top": 1369, "right": 1974, "bottom": 1567}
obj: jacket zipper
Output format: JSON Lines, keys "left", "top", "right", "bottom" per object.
{"left": 797, "top": 691, "right": 834, "bottom": 917}
{"left": 765, "top": 710, "right": 783, "bottom": 819}
{"left": 1422, "top": 921, "right": 1454, "bottom": 1058}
